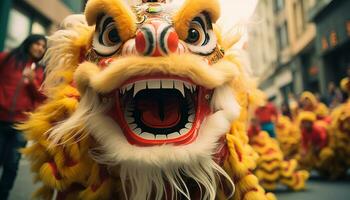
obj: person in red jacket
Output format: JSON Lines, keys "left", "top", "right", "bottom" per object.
{"left": 255, "top": 101, "right": 278, "bottom": 138}
{"left": 248, "top": 117, "right": 261, "bottom": 139}
{"left": 0, "top": 34, "right": 46, "bottom": 199}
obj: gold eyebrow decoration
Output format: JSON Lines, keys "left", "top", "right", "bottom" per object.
{"left": 85, "top": 0, "right": 137, "bottom": 41}
{"left": 173, "top": 0, "right": 220, "bottom": 40}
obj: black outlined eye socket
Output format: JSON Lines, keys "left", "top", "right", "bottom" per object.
{"left": 185, "top": 13, "right": 217, "bottom": 55}
{"left": 93, "top": 15, "right": 122, "bottom": 56}
{"left": 186, "top": 24, "right": 205, "bottom": 45}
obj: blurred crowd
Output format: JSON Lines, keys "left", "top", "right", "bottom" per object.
{"left": 250, "top": 71, "right": 350, "bottom": 184}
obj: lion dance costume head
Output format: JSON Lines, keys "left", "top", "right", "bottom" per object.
{"left": 20, "top": 0, "right": 276, "bottom": 199}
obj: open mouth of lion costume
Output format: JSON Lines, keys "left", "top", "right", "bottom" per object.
{"left": 113, "top": 76, "right": 208, "bottom": 145}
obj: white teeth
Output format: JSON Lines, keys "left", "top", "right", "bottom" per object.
{"left": 147, "top": 80, "right": 161, "bottom": 89}
{"left": 188, "top": 114, "right": 195, "bottom": 122}
{"left": 120, "top": 84, "right": 133, "bottom": 95}
{"left": 167, "top": 132, "right": 181, "bottom": 139}
{"left": 121, "top": 79, "right": 196, "bottom": 97}
{"left": 133, "top": 81, "right": 147, "bottom": 97}
{"left": 129, "top": 123, "right": 137, "bottom": 129}
{"left": 121, "top": 78, "right": 198, "bottom": 142}
{"left": 180, "top": 128, "right": 188, "bottom": 134}
{"left": 161, "top": 80, "right": 173, "bottom": 88}
{"left": 189, "top": 85, "right": 197, "bottom": 93}
{"left": 155, "top": 134, "right": 167, "bottom": 140}
{"left": 126, "top": 84, "right": 133, "bottom": 91}
{"left": 185, "top": 123, "right": 192, "bottom": 129}
{"left": 134, "top": 128, "right": 142, "bottom": 135}
{"left": 140, "top": 132, "right": 155, "bottom": 139}
{"left": 174, "top": 80, "right": 185, "bottom": 97}
{"left": 184, "top": 83, "right": 191, "bottom": 90}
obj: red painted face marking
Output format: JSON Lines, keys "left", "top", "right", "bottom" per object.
{"left": 98, "top": 58, "right": 115, "bottom": 69}
{"left": 135, "top": 31, "right": 147, "bottom": 54}
{"left": 134, "top": 18, "right": 179, "bottom": 56}
{"left": 167, "top": 31, "right": 179, "bottom": 53}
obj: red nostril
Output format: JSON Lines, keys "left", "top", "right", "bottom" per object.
{"left": 135, "top": 30, "right": 147, "bottom": 55}
{"left": 135, "top": 24, "right": 156, "bottom": 56}
{"left": 135, "top": 21, "right": 179, "bottom": 56}
{"left": 166, "top": 30, "right": 179, "bottom": 53}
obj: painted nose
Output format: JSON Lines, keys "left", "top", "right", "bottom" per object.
{"left": 135, "top": 20, "right": 179, "bottom": 56}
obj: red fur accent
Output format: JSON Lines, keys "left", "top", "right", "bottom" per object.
{"left": 49, "top": 162, "right": 62, "bottom": 180}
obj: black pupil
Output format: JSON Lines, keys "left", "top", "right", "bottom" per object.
{"left": 108, "top": 28, "right": 120, "bottom": 43}
{"left": 187, "top": 28, "right": 200, "bottom": 43}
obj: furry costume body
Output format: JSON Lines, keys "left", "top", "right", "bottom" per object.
{"left": 322, "top": 100, "right": 350, "bottom": 178}
{"left": 249, "top": 130, "right": 309, "bottom": 191}
{"left": 340, "top": 77, "right": 350, "bottom": 95}
{"left": 19, "top": 0, "right": 276, "bottom": 199}
{"left": 299, "top": 92, "right": 330, "bottom": 121}
{"left": 275, "top": 116, "right": 301, "bottom": 160}
{"left": 297, "top": 101, "right": 350, "bottom": 179}
{"left": 297, "top": 111, "right": 333, "bottom": 174}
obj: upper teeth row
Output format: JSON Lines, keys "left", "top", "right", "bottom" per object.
{"left": 120, "top": 79, "right": 197, "bottom": 97}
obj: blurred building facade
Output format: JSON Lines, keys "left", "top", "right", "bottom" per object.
{"left": 311, "top": 0, "right": 350, "bottom": 95}
{"left": 0, "top": 0, "right": 87, "bottom": 51}
{"left": 248, "top": 0, "right": 278, "bottom": 88}
{"left": 248, "top": 0, "right": 350, "bottom": 105}
{"left": 248, "top": 0, "right": 318, "bottom": 105}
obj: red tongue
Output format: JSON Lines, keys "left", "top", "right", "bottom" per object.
{"left": 137, "top": 96, "right": 181, "bottom": 128}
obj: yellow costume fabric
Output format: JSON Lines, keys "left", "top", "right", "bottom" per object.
{"left": 275, "top": 116, "right": 301, "bottom": 160}
{"left": 340, "top": 77, "right": 350, "bottom": 95}
{"left": 323, "top": 100, "right": 350, "bottom": 178}
{"left": 300, "top": 91, "right": 329, "bottom": 119}
{"left": 250, "top": 131, "right": 309, "bottom": 191}
{"left": 296, "top": 111, "right": 334, "bottom": 174}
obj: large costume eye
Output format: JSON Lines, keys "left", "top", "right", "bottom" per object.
{"left": 93, "top": 15, "right": 122, "bottom": 56}
{"left": 185, "top": 13, "right": 217, "bottom": 55}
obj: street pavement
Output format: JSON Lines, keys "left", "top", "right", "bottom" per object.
{"left": 4, "top": 159, "right": 350, "bottom": 199}
{"left": 275, "top": 174, "right": 350, "bottom": 200}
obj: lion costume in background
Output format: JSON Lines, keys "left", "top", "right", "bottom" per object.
{"left": 19, "top": 0, "right": 276, "bottom": 199}
{"left": 275, "top": 116, "right": 301, "bottom": 160}
{"left": 323, "top": 100, "right": 350, "bottom": 178}
{"left": 249, "top": 131, "right": 309, "bottom": 191}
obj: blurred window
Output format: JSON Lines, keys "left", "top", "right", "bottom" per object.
{"left": 294, "top": 0, "right": 306, "bottom": 37}
{"left": 32, "top": 21, "right": 46, "bottom": 35}
{"left": 4, "top": 8, "right": 31, "bottom": 51}
{"left": 4, "top": 6, "right": 49, "bottom": 51}
{"left": 60, "top": 0, "right": 84, "bottom": 13}
{"left": 277, "top": 22, "right": 289, "bottom": 50}
{"left": 306, "top": 0, "right": 316, "bottom": 12}
{"left": 274, "top": 0, "right": 284, "bottom": 12}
